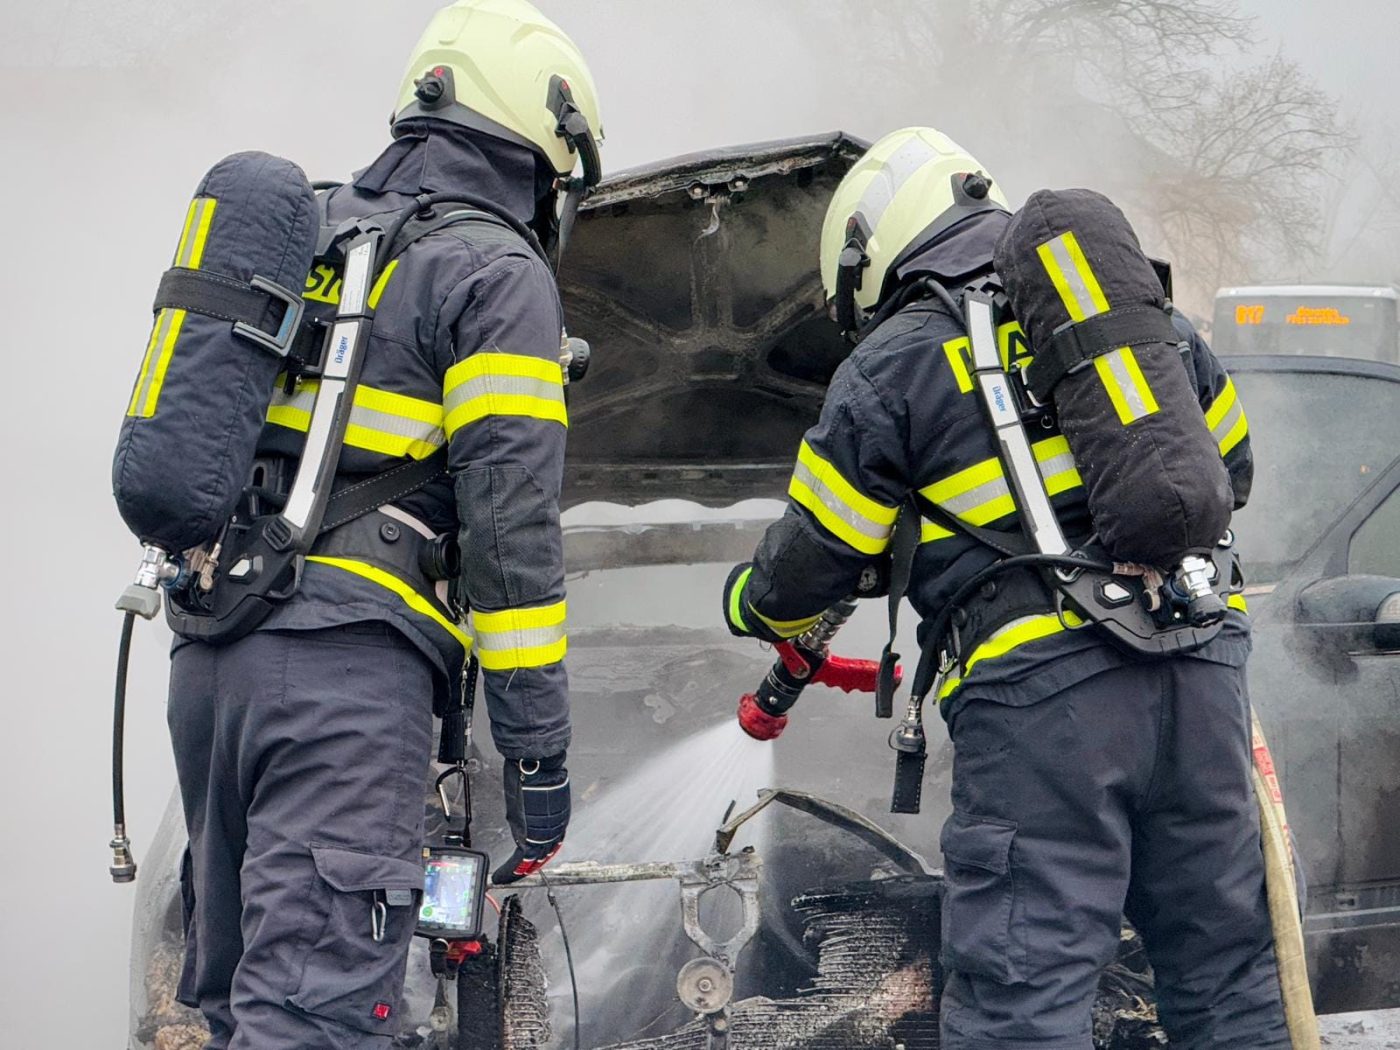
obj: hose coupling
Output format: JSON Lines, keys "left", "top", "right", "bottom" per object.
{"left": 109, "top": 824, "right": 137, "bottom": 884}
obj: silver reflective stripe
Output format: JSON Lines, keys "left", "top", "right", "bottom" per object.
{"left": 1100, "top": 348, "right": 1153, "bottom": 422}
{"left": 855, "top": 135, "right": 940, "bottom": 235}
{"left": 1036, "top": 449, "right": 1077, "bottom": 482}
{"left": 176, "top": 199, "right": 214, "bottom": 267}
{"left": 938, "top": 474, "right": 1012, "bottom": 520}
{"left": 791, "top": 458, "right": 895, "bottom": 545}
{"left": 1045, "top": 235, "right": 1107, "bottom": 320}
{"left": 271, "top": 385, "right": 316, "bottom": 414}
{"left": 442, "top": 372, "right": 565, "bottom": 415}
{"left": 1211, "top": 395, "right": 1244, "bottom": 445}
{"left": 350, "top": 403, "right": 445, "bottom": 448}
{"left": 271, "top": 387, "right": 446, "bottom": 452}
{"left": 477, "top": 622, "right": 567, "bottom": 653}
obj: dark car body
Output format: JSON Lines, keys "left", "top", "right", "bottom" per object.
{"left": 129, "top": 135, "right": 1400, "bottom": 1048}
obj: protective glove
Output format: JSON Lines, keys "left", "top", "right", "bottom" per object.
{"left": 492, "top": 752, "right": 570, "bottom": 885}
{"left": 723, "top": 563, "right": 785, "bottom": 643}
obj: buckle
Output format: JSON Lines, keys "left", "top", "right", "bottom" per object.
{"left": 232, "top": 276, "right": 304, "bottom": 359}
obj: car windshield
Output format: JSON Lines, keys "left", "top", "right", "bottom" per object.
{"left": 1230, "top": 368, "right": 1400, "bottom": 583}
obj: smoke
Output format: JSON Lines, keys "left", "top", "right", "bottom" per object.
{"left": 1, "top": 2, "right": 1395, "bottom": 1047}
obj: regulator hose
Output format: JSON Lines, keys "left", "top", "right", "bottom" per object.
{"left": 109, "top": 612, "right": 138, "bottom": 883}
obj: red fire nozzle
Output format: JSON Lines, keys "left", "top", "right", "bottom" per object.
{"left": 738, "top": 693, "right": 789, "bottom": 740}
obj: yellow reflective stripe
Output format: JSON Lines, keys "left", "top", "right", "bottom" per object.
{"left": 943, "top": 337, "right": 974, "bottom": 394}
{"left": 267, "top": 380, "right": 446, "bottom": 460}
{"left": 788, "top": 440, "right": 898, "bottom": 555}
{"left": 1094, "top": 347, "right": 1160, "bottom": 425}
{"left": 368, "top": 259, "right": 398, "bottom": 310}
{"left": 141, "top": 310, "right": 190, "bottom": 418}
{"left": 920, "top": 437, "right": 1082, "bottom": 527}
{"left": 750, "top": 606, "right": 823, "bottom": 638}
{"left": 1228, "top": 593, "right": 1249, "bottom": 614}
{"left": 1218, "top": 410, "right": 1249, "bottom": 457}
{"left": 305, "top": 555, "right": 471, "bottom": 649}
{"left": 172, "top": 197, "right": 201, "bottom": 268}
{"left": 184, "top": 198, "right": 216, "bottom": 268}
{"left": 1037, "top": 231, "right": 1109, "bottom": 322}
{"left": 1205, "top": 379, "right": 1237, "bottom": 430}
{"left": 443, "top": 353, "right": 567, "bottom": 437}
{"left": 473, "top": 601, "right": 567, "bottom": 671}
{"left": 1206, "top": 379, "right": 1248, "bottom": 456}
{"left": 937, "top": 609, "right": 1085, "bottom": 701}
{"left": 128, "top": 197, "right": 217, "bottom": 418}
{"left": 1034, "top": 435, "right": 1084, "bottom": 496}
{"left": 303, "top": 258, "right": 400, "bottom": 308}
{"left": 727, "top": 566, "right": 752, "bottom": 632}
{"left": 921, "top": 519, "right": 955, "bottom": 544}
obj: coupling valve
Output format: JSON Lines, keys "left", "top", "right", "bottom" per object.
{"left": 1172, "top": 554, "right": 1225, "bottom": 627}
{"left": 110, "top": 825, "right": 137, "bottom": 884}
{"left": 116, "top": 545, "right": 183, "bottom": 620}
{"left": 889, "top": 692, "right": 927, "bottom": 755}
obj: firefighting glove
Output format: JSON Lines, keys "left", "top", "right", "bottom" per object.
{"left": 493, "top": 752, "right": 570, "bottom": 885}
{"left": 723, "top": 563, "right": 786, "bottom": 644}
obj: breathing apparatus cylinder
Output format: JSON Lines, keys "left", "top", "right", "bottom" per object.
{"left": 112, "top": 151, "right": 318, "bottom": 555}
{"left": 993, "top": 189, "right": 1232, "bottom": 574}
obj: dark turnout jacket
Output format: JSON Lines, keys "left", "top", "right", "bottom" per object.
{"left": 256, "top": 125, "right": 570, "bottom": 760}
{"left": 737, "top": 213, "right": 1255, "bottom": 716}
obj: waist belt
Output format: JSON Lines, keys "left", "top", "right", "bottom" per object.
{"left": 943, "top": 565, "right": 1057, "bottom": 669}
{"left": 313, "top": 508, "right": 458, "bottom": 621}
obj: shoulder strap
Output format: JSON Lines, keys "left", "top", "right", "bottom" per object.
{"left": 320, "top": 449, "right": 449, "bottom": 534}
{"left": 875, "top": 498, "right": 922, "bottom": 718}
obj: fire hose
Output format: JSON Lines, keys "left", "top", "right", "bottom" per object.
{"left": 737, "top": 597, "right": 901, "bottom": 741}
{"left": 1251, "top": 710, "right": 1320, "bottom": 1049}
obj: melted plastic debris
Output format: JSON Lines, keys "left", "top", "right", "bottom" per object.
{"left": 598, "top": 876, "right": 942, "bottom": 1050}
{"left": 500, "top": 895, "right": 551, "bottom": 1050}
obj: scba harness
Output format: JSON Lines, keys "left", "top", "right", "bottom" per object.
{"left": 114, "top": 152, "right": 549, "bottom": 642}
{"left": 880, "top": 272, "right": 1243, "bottom": 816}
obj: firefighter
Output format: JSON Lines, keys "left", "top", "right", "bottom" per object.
{"left": 722, "top": 127, "right": 1290, "bottom": 1048}
{"left": 163, "top": 3, "right": 600, "bottom": 1046}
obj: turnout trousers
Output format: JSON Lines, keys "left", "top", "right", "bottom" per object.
{"left": 168, "top": 623, "right": 436, "bottom": 1050}
{"left": 938, "top": 657, "right": 1291, "bottom": 1050}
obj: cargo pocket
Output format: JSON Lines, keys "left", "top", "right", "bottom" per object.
{"left": 287, "top": 845, "right": 424, "bottom": 1034}
{"left": 939, "top": 811, "right": 1022, "bottom": 984}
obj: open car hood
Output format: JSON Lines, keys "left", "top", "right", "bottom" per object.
{"left": 560, "top": 132, "right": 869, "bottom": 508}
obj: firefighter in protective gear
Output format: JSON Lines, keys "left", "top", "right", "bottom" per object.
{"left": 723, "top": 127, "right": 1289, "bottom": 1048}
{"left": 164, "top": 3, "right": 600, "bottom": 1047}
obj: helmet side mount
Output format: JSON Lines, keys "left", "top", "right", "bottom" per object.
{"left": 414, "top": 66, "right": 456, "bottom": 110}
{"left": 834, "top": 213, "right": 873, "bottom": 339}
{"left": 547, "top": 73, "right": 603, "bottom": 269}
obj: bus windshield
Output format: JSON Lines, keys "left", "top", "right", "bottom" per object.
{"left": 1212, "top": 289, "right": 1398, "bottom": 363}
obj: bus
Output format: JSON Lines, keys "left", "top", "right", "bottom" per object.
{"left": 1212, "top": 284, "right": 1399, "bottom": 364}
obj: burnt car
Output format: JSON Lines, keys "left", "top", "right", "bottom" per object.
{"left": 128, "top": 135, "right": 1400, "bottom": 1049}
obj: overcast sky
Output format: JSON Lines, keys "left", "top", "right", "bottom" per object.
{"left": 1, "top": 1, "right": 1395, "bottom": 1043}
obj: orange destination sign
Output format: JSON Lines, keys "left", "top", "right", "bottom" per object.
{"left": 1286, "top": 306, "right": 1352, "bottom": 326}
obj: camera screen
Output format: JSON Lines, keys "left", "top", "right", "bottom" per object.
{"left": 419, "top": 851, "right": 485, "bottom": 933}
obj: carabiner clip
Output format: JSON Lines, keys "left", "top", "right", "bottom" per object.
{"left": 371, "top": 893, "right": 388, "bottom": 943}
{"left": 435, "top": 765, "right": 468, "bottom": 822}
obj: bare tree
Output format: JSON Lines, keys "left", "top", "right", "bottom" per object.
{"left": 1134, "top": 55, "right": 1353, "bottom": 309}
